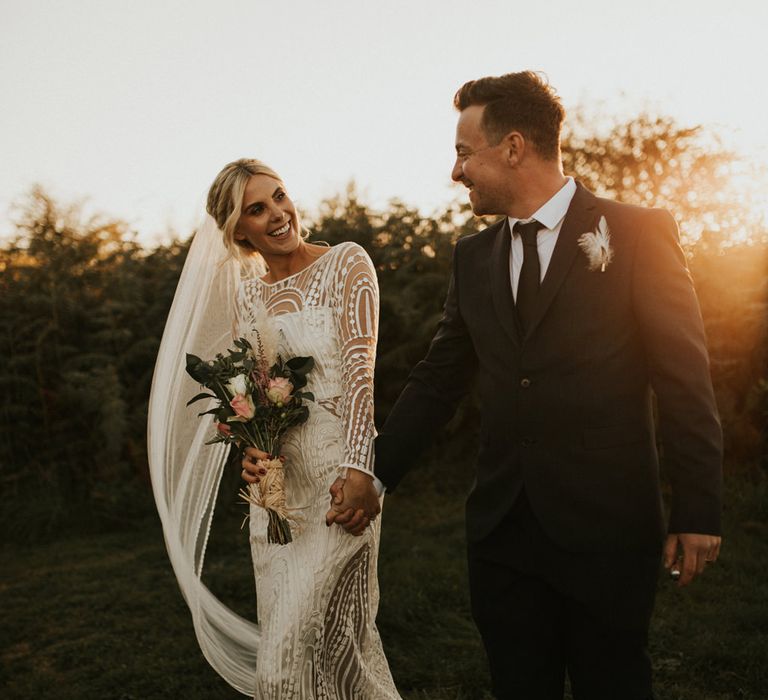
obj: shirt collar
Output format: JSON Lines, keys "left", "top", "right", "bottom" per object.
{"left": 508, "top": 176, "right": 577, "bottom": 233}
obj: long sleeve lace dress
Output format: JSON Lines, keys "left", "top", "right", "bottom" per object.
{"left": 237, "top": 241, "right": 401, "bottom": 700}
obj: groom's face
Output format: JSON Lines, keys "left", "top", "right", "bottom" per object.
{"left": 452, "top": 105, "right": 510, "bottom": 216}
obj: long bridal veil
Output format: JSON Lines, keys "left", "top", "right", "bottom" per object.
{"left": 147, "top": 215, "right": 260, "bottom": 695}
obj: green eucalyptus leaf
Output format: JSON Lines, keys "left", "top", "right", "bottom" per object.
{"left": 286, "top": 356, "right": 314, "bottom": 375}
{"left": 291, "top": 374, "right": 308, "bottom": 390}
{"left": 186, "top": 392, "right": 217, "bottom": 406}
{"left": 185, "top": 353, "right": 211, "bottom": 383}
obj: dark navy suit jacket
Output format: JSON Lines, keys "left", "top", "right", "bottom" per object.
{"left": 374, "top": 182, "right": 722, "bottom": 553}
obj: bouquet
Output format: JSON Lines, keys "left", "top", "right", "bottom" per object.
{"left": 185, "top": 329, "right": 314, "bottom": 544}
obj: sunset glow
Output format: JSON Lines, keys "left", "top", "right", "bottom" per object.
{"left": 1, "top": 0, "right": 766, "bottom": 244}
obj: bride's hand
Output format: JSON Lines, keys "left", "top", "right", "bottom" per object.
{"left": 326, "top": 477, "right": 359, "bottom": 531}
{"left": 329, "top": 477, "right": 346, "bottom": 507}
{"left": 326, "top": 472, "right": 379, "bottom": 536}
{"left": 241, "top": 446, "right": 272, "bottom": 484}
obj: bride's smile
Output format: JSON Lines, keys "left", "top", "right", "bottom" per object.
{"left": 268, "top": 220, "right": 291, "bottom": 238}
{"left": 234, "top": 173, "right": 300, "bottom": 255}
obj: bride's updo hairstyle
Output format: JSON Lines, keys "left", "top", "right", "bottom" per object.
{"left": 206, "top": 158, "right": 283, "bottom": 261}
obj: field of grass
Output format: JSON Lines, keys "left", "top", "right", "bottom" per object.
{"left": 2, "top": 462, "right": 767, "bottom": 699}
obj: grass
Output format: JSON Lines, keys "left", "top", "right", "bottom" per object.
{"left": 1, "top": 462, "right": 766, "bottom": 700}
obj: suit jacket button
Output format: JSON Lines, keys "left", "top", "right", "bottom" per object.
{"left": 521, "top": 437, "right": 536, "bottom": 447}
{"left": 520, "top": 378, "right": 531, "bottom": 388}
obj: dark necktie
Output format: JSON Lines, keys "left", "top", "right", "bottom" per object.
{"left": 514, "top": 219, "right": 543, "bottom": 334}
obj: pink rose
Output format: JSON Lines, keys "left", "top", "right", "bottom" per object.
{"left": 266, "top": 377, "right": 293, "bottom": 406}
{"left": 229, "top": 393, "right": 255, "bottom": 420}
{"left": 216, "top": 422, "right": 232, "bottom": 436}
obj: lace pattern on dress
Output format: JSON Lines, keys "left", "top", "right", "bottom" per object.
{"left": 239, "top": 242, "right": 399, "bottom": 699}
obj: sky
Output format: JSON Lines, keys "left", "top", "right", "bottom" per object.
{"left": 1, "top": 0, "right": 766, "bottom": 245}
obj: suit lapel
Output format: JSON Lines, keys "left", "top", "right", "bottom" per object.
{"left": 490, "top": 218, "right": 522, "bottom": 348}
{"left": 523, "top": 182, "right": 599, "bottom": 339}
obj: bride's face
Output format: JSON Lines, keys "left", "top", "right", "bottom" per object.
{"left": 235, "top": 174, "right": 300, "bottom": 256}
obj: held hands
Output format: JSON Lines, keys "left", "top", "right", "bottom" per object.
{"left": 664, "top": 532, "right": 722, "bottom": 587}
{"left": 241, "top": 449, "right": 380, "bottom": 536}
{"left": 325, "top": 470, "right": 380, "bottom": 536}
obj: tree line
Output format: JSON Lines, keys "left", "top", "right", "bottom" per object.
{"left": 1, "top": 113, "right": 766, "bottom": 541}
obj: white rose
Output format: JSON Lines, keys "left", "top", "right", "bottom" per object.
{"left": 227, "top": 374, "right": 249, "bottom": 397}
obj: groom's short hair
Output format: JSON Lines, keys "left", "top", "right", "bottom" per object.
{"left": 454, "top": 71, "right": 564, "bottom": 161}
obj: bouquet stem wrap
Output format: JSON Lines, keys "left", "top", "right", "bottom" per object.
{"left": 239, "top": 457, "right": 292, "bottom": 544}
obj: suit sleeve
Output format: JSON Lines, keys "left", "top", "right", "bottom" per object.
{"left": 374, "top": 240, "right": 478, "bottom": 491}
{"left": 632, "top": 208, "right": 723, "bottom": 535}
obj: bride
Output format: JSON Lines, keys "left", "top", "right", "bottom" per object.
{"left": 148, "top": 158, "right": 401, "bottom": 699}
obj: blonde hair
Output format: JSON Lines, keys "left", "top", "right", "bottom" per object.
{"left": 206, "top": 158, "right": 289, "bottom": 264}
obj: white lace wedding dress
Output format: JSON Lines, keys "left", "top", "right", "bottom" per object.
{"left": 237, "top": 241, "right": 401, "bottom": 700}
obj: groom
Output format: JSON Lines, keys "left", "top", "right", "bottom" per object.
{"left": 329, "top": 71, "right": 723, "bottom": 699}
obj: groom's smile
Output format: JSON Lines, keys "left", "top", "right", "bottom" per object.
{"left": 451, "top": 104, "right": 513, "bottom": 217}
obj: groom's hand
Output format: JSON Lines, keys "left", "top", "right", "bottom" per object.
{"left": 325, "top": 470, "right": 380, "bottom": 536}
{"left": 664, "top": 532, "right": 722, "bottom": 587}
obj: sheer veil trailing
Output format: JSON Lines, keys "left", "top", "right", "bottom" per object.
{"left": 147, "top": 215, "right": 262, "bottom": 695}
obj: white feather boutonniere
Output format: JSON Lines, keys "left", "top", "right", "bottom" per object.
{"left": 577, "top": 216, "right": 613, "bottom": 272}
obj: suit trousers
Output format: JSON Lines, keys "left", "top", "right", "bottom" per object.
{"left": 467, "top": 490, "right": 661, "bottom": 700}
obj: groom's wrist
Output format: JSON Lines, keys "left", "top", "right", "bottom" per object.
{"left": 345, "top": 467, "right": 384, "bottom": 496}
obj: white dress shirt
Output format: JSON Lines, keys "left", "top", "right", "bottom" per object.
{"left": 508, "top": 177, "right": 576, "bottom": 299}
{"left": 372, "top": 473, "right": 385, "bottom": 496}
{"left": 372, "top": 178, "right": 577, "bottom": 496}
